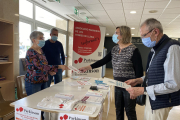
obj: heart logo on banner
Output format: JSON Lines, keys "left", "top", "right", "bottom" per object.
{"left": 60, "top": 116, "right": 63, "bottom": 120}
{"left": 74, "top": 57, "right": 83, "bottom": 64}
{"left": 19, "top": 107, "right": 23, "bottom": 112}
{"left": 64, "top": 114, "right": 68, "bottom": 120}
{"left": 59, "top": 114, "right": 68, "bottom": 120}
{"left": 78, "top": 57, "right": 83, "bottom": 63}
{"left": 16, "top": 107, "right": 23, "bottom": 112}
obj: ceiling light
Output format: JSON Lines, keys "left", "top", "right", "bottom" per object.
{"left": 149, "top": 10, "right": 158, "bottom": 13}
{"left": 106, "top": 33, "right": 109, "bottom": 35}
{"left": 132, "top": 34, "right": 134, "bottom": 35}
{"left": 15, "top": 14, "right": 19, "bottom": 16}
{"left": 130, "top": 11, "right": 136, "bottom": 14}
{"left": 131, "top": 28, "right": 135, "bottom": 29}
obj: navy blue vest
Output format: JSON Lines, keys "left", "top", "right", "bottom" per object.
{"left": 147, "top": 34, "right": 180, "bottom": 110}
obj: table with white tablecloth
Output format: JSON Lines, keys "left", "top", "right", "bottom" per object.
{"left": 10, "top": 78, "right": 110, "bottom": 120}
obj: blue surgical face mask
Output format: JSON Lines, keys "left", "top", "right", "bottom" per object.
{"left": 51, "top": 36, "right": 58, "bottom": 41}
{"left": 38, "top": 40, "right": 45, "bottom": 48}
{"left": 112, "top": 34, "right": 119, "bottom": 44}
{"left": 142, "top": 30, "right": 156, "bottom": 48}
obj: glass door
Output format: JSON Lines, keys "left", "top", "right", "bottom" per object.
{"left": 19, "top": 21, "right": 32, "bottom": 58}
{"left": 37, "top": 27, "right": 51, "bottom": 40}
{"left": 58, "top": 33, "right": 67, "bottom": 76}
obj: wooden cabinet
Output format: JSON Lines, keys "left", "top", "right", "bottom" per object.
{"left": 0, "top": 18, "right": 15, "bottom": 101}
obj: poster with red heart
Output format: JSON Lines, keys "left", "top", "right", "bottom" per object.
{"left": 72, "top": 21, "right": 106, "bottom": 78}
{"left": 15, "top": 105, "right": 41, "bottom": 120}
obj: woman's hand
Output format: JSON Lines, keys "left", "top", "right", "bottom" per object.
{"left": 125, "top": 78, "right": 143, "bottom": 87}
{"left": 79, "top": 65, "right": 92, "bottom": 73}
{"left": 49, "top": 72, "right": 56, "bottom": 76}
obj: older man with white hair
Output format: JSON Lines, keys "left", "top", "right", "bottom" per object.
{"left": 126, "top": 18, "right": 180, "bottom": 120}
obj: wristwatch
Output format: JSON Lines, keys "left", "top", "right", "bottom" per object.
{"left": 144, "top": 87, "right": 147, "bottom": 95}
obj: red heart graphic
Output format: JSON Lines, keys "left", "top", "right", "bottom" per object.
{"left": 64, "top": 114, "right": 68, "bottom": 120}
{"left": 60, "top": 116, "right": 63, "bottom": 120}
{"left": 74, "top": 60, "right": 78, "bottom": 64}
{"left": 59, "top": 104, "right": 64, "bottom": 106}
{"left": 78, "top": 57, "right": 83, "bottom": 63}
{"left": 16, "top": 108, "right": 19, "bottom": 112}
{"left": 19, "top": 107, "right": 23, "bottom": 112}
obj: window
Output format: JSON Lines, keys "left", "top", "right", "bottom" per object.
{"left": 19, "top": 0, "right": 68, "bottom": 77}
{"left": 58, "top": 33, "right": 66, "bottom": 53}
{"left": 36, "top": 6, "right": 67, "bottom": 31}
{"left": 58, "top": 33, "right": 66, "bottom": 76}
{"left": 19, "top": 22, "right": 32, "bottom": 58}
{"left": 37, "top": 27, "right": 51, "bottom": 40}
{"left": 19, "top": 0, "right": 33, "bottom": 18}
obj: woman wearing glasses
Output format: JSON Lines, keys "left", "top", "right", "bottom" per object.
{"left": 79, "top": 26, "right": 143, "bottom": 120}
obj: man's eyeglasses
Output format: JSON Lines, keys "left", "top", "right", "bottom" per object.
{"left": 141, "top": 29, "right": 154, "bottom": 38}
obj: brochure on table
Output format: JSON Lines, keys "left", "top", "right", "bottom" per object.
{"left": 11, "top": 77, "right": 111, "bottom": 118}
{"left": 103, "top": 77, "right": 131, "bottom": 89}
{"left": 72, "top": 21, "right": 106, "bottom": 78}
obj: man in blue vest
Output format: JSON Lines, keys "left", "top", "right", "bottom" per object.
{"left": 42, "top": 28, "right": 65, "bottom": 87}
{"left": 126, "top": 18, "right": 180, "bottom": 120}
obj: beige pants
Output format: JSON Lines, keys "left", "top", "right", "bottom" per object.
{"left": 144, "top": 95, "right": 172, "bottom": 120}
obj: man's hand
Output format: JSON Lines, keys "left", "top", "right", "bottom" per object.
{"left": 58, "top": 65, "right": 69, "bottom": 72}
{"left": 125, "top": 78, "right": 143, "bottom": 87}
{"left": 126, "top": 87, "right": 144, "bottom": 99}
{"left": 79, "top": 65, "right": 92, "bottom": 73}
{"left": 49, "top": 72, "right": 56, "bottom": 76}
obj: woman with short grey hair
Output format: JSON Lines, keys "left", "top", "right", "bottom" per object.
{"left": 24, "top": 31, "right": 68, "bottom": 119}
{"left": 25, "top": 30, "right": 68, "bottom": 94}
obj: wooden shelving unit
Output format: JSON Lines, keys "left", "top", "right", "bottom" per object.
{"left": 0, "top": 62, "right": 12, "bottom": 64}
{"left": 0, "top": 62, "right": 13, "bottom": 65}
{"left": 0, "top": 43, "right": 12, "bottom": 46}
{"left": 0, "top": 18, "right": 15, "bottom": 100}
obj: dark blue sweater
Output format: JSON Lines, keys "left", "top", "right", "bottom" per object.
{"left": 42, "top": 40, "right": 65, "bottom": 65}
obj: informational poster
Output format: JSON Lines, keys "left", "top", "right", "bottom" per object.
{"left": 72, "top": 21, "right": 106, "bottom": 78}
{"left": 15, "top": 105, "right": 41, "bottom": 120}
{"left": 58, "top": 113, "right": 89, "bottom": 120}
